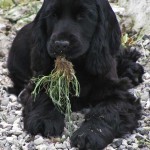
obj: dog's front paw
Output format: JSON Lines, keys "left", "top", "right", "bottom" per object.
{"left": 24, "top": 109, "right": 65, "bottom": 137}
{"left": 123, "top": 63, "right": 144, "bottom": 86}
{"left": 71, "top": 122, "right": 110, "bottom": 150}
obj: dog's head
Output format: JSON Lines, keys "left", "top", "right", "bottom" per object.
{"left": 32, "top": 0, "right": 121, "bottom": 75}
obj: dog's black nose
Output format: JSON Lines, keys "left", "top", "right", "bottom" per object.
{"left": 54, "top": 40, "right": 70, "bottom": 54}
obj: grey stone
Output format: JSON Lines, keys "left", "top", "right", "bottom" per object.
{"left": 2, "top": 62, "right": 7, "bottom": 68}
{"left": 27, "top": 142, "right": 36, "bottom": 150}
{"left": 4, "top": 146, "right": 11, "bottom": 150}
{"left": 139, "top": 129, "right": 149, "bottom": 135}
{"left": 1, "top": 97, "right": 9, "bottom": 106}
{"left": 142, "top": 35, "right": 150, "bottom": 40}
{"left": 0, "top": 50, "right": 5, "bottom": 58}
{"left": 141, "top": 91, "right": 149, "bottom": 101}
{"left": 7, "top": 115, "right": 16, "bottom": 124}
{"left": 127, "top": 146, "right": 134, "bottom": 150}
{"left": 113, "top": 139, "right": 122, "bottom": 147}
{"left": 145, "top": 43, "right": 150, "bottom": 50}
{"left": 25, "top": 135, "right": 33, "bottom": 142}
{"left": 0, "top": 139, "right": 6, "bottom": 146}
{"left": 138, "top": 144, "right": 146, "bottom": 148}
{"left": 127, "top": 140, "right": 133, "bottom": 145}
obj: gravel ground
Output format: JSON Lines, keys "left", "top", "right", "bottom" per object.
{"left": 0, "top": 2, "right": 150, "bottom": 150}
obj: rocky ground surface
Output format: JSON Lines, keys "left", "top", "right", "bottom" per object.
{"left": 0, "top": 1, "right": 150, "bottom": 150}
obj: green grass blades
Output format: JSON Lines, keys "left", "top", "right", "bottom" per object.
{"left": 32, "top": 56, "right": 80, "bottom": 135}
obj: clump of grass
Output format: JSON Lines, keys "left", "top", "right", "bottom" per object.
{"left": 32, "top": 56, "right": 80, "bottom": 135}
{"left": 121, "top": 33, "right": 134, "bottom": 47}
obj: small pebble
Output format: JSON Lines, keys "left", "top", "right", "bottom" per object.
{"left": 9, "top": 95, "right": 17, "bottom": 102}
{"left": 36, "top": 144, "right": 48, "bottom": 150}
{"left": 113, "top": 139, "right": 122, "bottom": 147}
{"left": 55, "top": 143, "right": 63, "bottom": 149}
{"left": 0, "top": 51, "right": 5, "bottom": 58}
{"left": 1, "top": 97, "right": 9, "bottom": 106}
{"left": 7, "top": 115, "right": 16, "bottom": 124}
{"left": 6, "top": 137, "right": 13, "bottom": 143}
{"left": 34, "top": 137, "right": 44, "bottom": 145}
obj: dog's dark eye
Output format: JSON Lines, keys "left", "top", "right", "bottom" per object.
{"left": 76, "top": 13, "right": 86, "bottom": 21}
{"left": 73, "top": 5, "right": 87, "bottom": 21}
{"left": 51, "top": 12, "right": 58, "bottom": 18}
{"left": 50, "top": 8, "right": 61, "bottom": 19}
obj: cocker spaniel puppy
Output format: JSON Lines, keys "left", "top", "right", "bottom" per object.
{"left": 7, "top": 0, "right": 144, "bottom": 149}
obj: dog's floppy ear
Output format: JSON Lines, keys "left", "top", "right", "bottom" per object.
{"left": 30, "top": 0, "right": 51, "bottom": 74}
{"left": 86, "top": 0, "right": 121, "bottom": 75}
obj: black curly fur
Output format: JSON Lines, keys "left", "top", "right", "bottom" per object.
{"left": 117, "top": 49, "right": 144, "bottom": 86}
{"left": 7, "top": 0, "right": 144, "bottom": 149}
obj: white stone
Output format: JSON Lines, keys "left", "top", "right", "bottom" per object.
{"left": 55, "top": 143, "right": 63, "bottom": 149}
{"left": 110, "top": 3, "right": 125, "bottom": 15}
{"left": 13, "top": 118, "right": 21, "bottom": 126}
{"left": 70, "top": 148, "right": 78, "bottom": 150}
{"left": 21, "top": 144, "right": 29, "bottom": 150}
{"left": 63, "top": 141, "right": 71, "bottom": 148}
{"left": 47, "top": 143, "right": 56, "bottom": 150}
{"left": 0, "top": 140, "right": 6, "bottom": 145}
{"left": 122, "top": 139, "right": 127, "bottom": 146}
{"left": 9, "top": 94, "right": 17, "bottom": 102}
{"left": 6, "top": 137, "right": 13, "bottom": 143}
{"left": 143, "top": 39, "right": 150, "bottom": 46}
{"left": 118, "top": 0, "right": 150, "bottom": 34}
{"left": 15, "top": 110, "right": 22, "bottom": 115}
{"left": 145, "top": 98, "right": 150, "bottom": 109}
{"left": 10, "top": 129, "right": 23, "bottom": 135}
{"left": 36, "top": 144, "right": 48, "bottom": 150}
{"left": 143, "top": 73, "right": 150, "bottom": 80}
{"left": 104, "top": 146, "right": 116, "bottom": 150}
{"left": 0, "top": 23, "right": 6, "bottom": 31}
{"left": 11, "top": 145, "right": 19, "bottom": 150}
{"left": 132, "top": 143, "right": 138, "bottom": 149}
{"left": 1, "top": 97, "right": 9, "bottom": 106}
{"left": 34, "top": 137, "right": 44, "bottom": 145}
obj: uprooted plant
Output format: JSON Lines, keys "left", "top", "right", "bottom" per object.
{"left": 32, "top": 56, "right": 80, "bottom": 135}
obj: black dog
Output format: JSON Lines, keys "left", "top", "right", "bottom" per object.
{"left": 7, "top": 0, "right": 144, "bottom": 149}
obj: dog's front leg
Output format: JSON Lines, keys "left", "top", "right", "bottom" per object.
{"left": 71, "top": 80, "right": 141, "bottom": 150}
{"left": 19, "top": 82, "right": 65, "bottom": 137}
